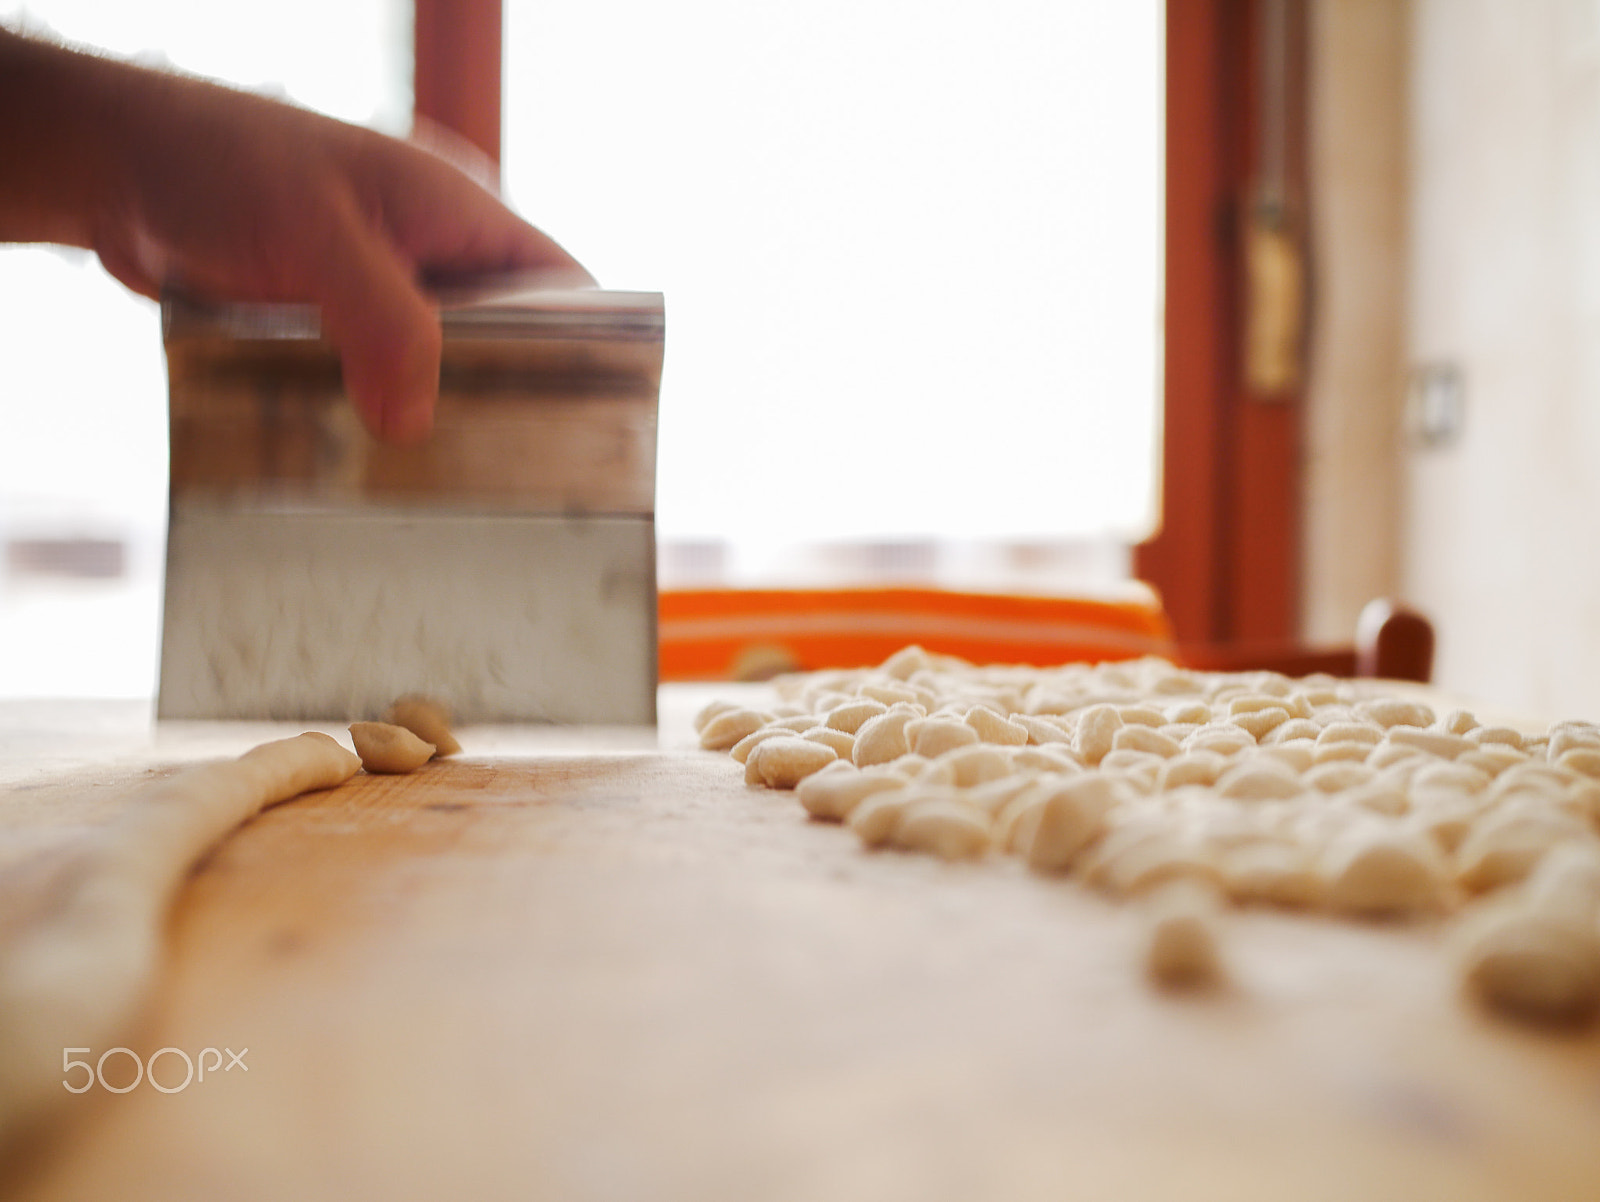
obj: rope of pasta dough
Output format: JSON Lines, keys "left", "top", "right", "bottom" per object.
{"left": 0, "top": 731, "right": 361, "bottom": 1142}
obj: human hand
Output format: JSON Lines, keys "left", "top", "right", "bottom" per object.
{"left": 1, "top": 29, "right": 592, "bottom": 442}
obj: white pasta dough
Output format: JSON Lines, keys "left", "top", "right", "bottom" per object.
{"left": 707, "top": 645, "right": 1600, "bottom": 1026}
{"left": 0, "top": 732, "right": 362, "bottom": 1140}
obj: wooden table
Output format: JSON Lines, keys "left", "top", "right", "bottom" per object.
{"left": 1, "top": 689, "right": 1598, "bottom": 1201}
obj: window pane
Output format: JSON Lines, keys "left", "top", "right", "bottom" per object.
{"left": 0, "top": 0, "right": 408, "bottom": 698}
{"left": 504, "top": 0, "right": 1163, "bottom": 546}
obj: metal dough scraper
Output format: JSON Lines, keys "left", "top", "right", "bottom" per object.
{"left": 157, "top": 281, "right": 663, "bottom": 725}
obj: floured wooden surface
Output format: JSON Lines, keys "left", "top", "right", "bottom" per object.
{"left": 0, "top": 690, "right": 1597, "bottom": 1201}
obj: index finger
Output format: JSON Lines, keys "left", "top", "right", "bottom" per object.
{"left": 310, "top": 201, "right": 443, "bottom": 443}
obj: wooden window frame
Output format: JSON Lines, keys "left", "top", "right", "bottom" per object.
{"left": 414, "top": 0, "right": 1309, "bottom": 655}
{"left": 1135, "top": 0, "right": 1308, "bottom": 655}
{"left": 413, "top": 0, "right": 502, "bottom": 167}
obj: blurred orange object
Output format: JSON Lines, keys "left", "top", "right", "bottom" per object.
{"left": 658, "top": 586, "right": 1177, "bottom": 681}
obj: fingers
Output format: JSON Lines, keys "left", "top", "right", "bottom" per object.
{"left": 93, "top": 225, "right": 168, "bottom": 301}
{"left": 311, "top": 203, "right": 442, "bottom": 444}
{"left": 364, "top": 133, "right": 598, "bottom": 288}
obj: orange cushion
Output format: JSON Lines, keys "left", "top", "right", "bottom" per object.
{"left": 659, "top": 586, "right": 1176, "bottom": 681}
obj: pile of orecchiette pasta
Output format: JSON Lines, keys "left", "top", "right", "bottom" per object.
{"left": 696, "top": 646, "right": 1600, "bottom": 1025}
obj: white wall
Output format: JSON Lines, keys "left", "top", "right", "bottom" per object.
{"left": 1303, "top": 0, "right": 1410, "bottom": 648}
{"left": 1404, "top": 0, "right": 1600, "bottom": 719}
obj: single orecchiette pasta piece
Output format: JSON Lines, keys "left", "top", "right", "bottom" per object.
{"left": 699, "top": 707, "right": 774, "bottom": 751}
{"left": 796, "top": 763, "right": 911, "bottom": 822}
{"left": 892, "top": 797, "right": 993, "bottom": 861}
{"left": 846, "top": 789, "right": 913, "bottom": 847}
{"left": 852, "top": 709, "right": 919, "bottom": 767}
{"left": 1011, "top": 714, "right": 1074, "bottom": 746}
{"left": 1158, "top": 751, "right": 1228, "bottom": 791}
{"left": 1228, "top": 707, "right": 1291, "bottom": 741}
{"left": 825, "top": 699, "right": 889, "bottom": 734}
{"left": 1074, "top": 704, "right": 1123, "bottom": 766}
{"left": 880, "top": 644, "right": 934, "bottom": 680}
{"left": 692, "top": 698, "right": 739, "bottom": 734}
{"left": 1165, "top": 700, "right": 1214, "bottom": 726}
{"left": 1556, "top": 748, "right": 1600, "bottom": 779}
{"left": 729, "top": 726, "right": 794, "bottom": 764}
{"left": 905, "top": 717, "right": 980, "bottom": 759}
{"left": 1303, "top": 760, "right": 1377, "bottom": 794}
{"left": 934, "top": 744, "right": 1014, "bottom": 787}
{"left": 858, "top": 681, "right": 922, "bottom": 708}
{"left": 1185, "top": 726, "right": 1258, "bottom": 759}
{"left": 1546, "top": 723, "right": 1600, "bottom": 761}
{"left": 802, "top": 726, "right": 855, "bottom": 758}
{"left": 1215, "top": 760, "right": 1304, "bottom": 802}
{"left": 1015, "top": 773, "right": 1126, "bottom": 873}
{"left": 1263, "top": 718, "right": 1321, "bottom": 745}
{"left": 1409, "top": 761, "right": 1492, "bottom": 797}
{"left": 1311, "top": 740, "right": 1374, "bottom": 766}
{"left": 1142, "top": 878, "right": 1225, "bottom": 988}
{"left": 1112, "top": 724, "right": 1182, "bottom": 759}
{"left": 1097, "top": 750, "right": 1162, "bottom": 792}
{"left": 1454, "top": 803, "right": 1589, "bottom": 893}
{"left": 745, "top": 735, "right": 838, "bottom": 789}
{"left": 1257, "top": 741, "right": 1315, "bottom": 775}
{"left": 382, "top": 694, "right": 462, "bottom": 757}
{"left": 1467, "top": 725, "right": 1527, "bottom": 749}
{"left": 1316, "top": 721, "right": 1384, "bottom": 746}
{"left": 1009, "top": 745, "right": 1083, "bottom": 775}
{"left": 964, "top": 705, "right": 1031, "bottom": 746}
{"left": 1220, "top": 840, "right": 1321, "bottom": 908}
{"left": 1321, "top": 825, "right": 1448, "bottom": 916}
{"left": 1454, "top": 900, "right": 1600, "bottom": 1023}
{"left": 1365, "top": 742, "right": 1431, "bottom": 771}
{"left": 1354, "top": 698, "right": 1435, "bottom": 729}
{"left": 1099, "top": 835, "right": 1222, "bottom": 897}
{"left": 349, "top": 722, "right": 435, "bottom": 774}
{"left": 1116, "top": 704, "right": 1168, "bottom": 729}
{"left": 1488, "top": 762, "right": 1577, "bottom": 804}
{"left": 770, "top": 714, "right": 822, "bottom": 733}
{"left": 1383, "top": 727, "right": 1475, "bottom": 760}
{"left": 1341, "top": 782, "right": 1411, "bottom": 817}
{"left": 1227, "top": 693, "right": 1293, "bottom": 717}
{"left": 953, "top": 776, "right": 1037, "bottom": 820}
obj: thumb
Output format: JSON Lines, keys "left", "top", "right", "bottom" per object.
{"left": 313, "top": 209, "right": 441, "bottom": 444}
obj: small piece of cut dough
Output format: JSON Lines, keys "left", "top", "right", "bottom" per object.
{"left": 0, "top": 733, "right": 361, "bottom": 1141}
{"left": 1016, "top": 775, "right": 1123, "bottom": 873}
{"left": 1456, "top": 903, "right": 1600, "bottom": 1023}
{"left": 350, "top": 721, "right": 436, "bottom": 774}
{"left": 383, "top": 694, "right": 462, "bottom": 757}
{"left": 796, "top": 766, "right": 909, "bottom": 822}
{"left": 699, "top": 707, "right": 772, "bottom": 751}
{"left": 746, "top": 736, "right": 838, "bottom": 789}
{"left": 892, "top": 799, "right": 992, "bottom": 861}
{"left": 1322, "top": 826, "right": 1446, "bottom": 916}
{"left": 1142, "top": 879, "right": 1225, "bottom": 988}
{"left": 853, "top": 710, "right": 918, "bottom": 767}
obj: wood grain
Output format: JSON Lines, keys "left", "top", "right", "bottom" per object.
{"left": 0, "top": 698, "right": 1597, "bottom": 1200}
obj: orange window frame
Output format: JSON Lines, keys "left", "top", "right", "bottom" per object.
{"left": 412, "top": 0, "right": 1307, "bottom": 653}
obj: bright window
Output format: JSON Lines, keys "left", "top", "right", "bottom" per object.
{"left": 0, "top": 1, "right": 1163, "bottom": 696}
{"left": 504, "top": 0, "right": 1164, "bottom": 557}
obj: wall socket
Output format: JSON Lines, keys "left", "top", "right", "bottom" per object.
{"left": 1408, "top": 362, "right": 1466, "bottom": 448}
